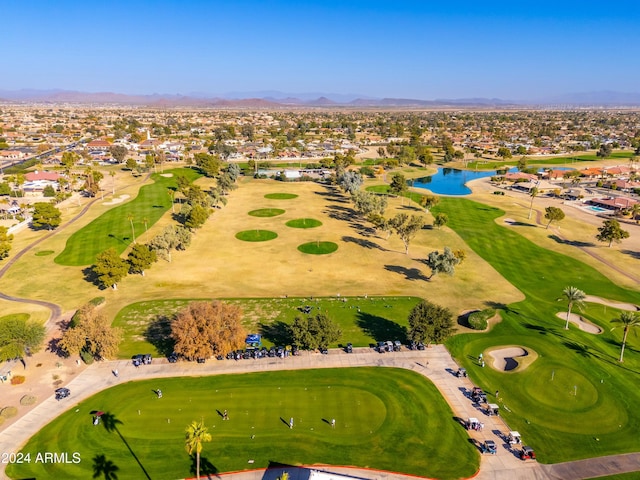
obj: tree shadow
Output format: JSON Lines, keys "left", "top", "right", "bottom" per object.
{"left": 46, "top": 337, "right": 68, "bottom": 358}
{"left": 342, "top": 236, "right": 387, "bottom": 251}
{"left": 101, "top": 412, "right": 151, "bottom": 480}
{"left": 509, "top": 221, "right": 536, "bottom": 227}
{"left": 548, "top": 234, "right": 596, "bottom": 248}
{"left": 92, "top": 454, "right": 120, "bottom": 480}
{"left": 562, "top": 340, "right": 593, "bottom": 358}
{"left": 621, "top": 249, "right": 640, "bottom": 260}
{"left": 384, "top": 264, "right": 429, "bottom": 281}
{"left": 259, "top": 320, "right": 291, "bottom": 346}
{"left": 356, "top": 311, "right": 407, "bottom": 342}
{"left": 144, "top": 315, "right": 174, "bottom": 356}
{"left": 484, "top": 301, "right": 511, "bottom": 313}
{"left": 189, "top": 454, "right": 218, "bottom": 478}
{"left": 457, "top": 311, "right": 479, "bottom": 328}
{"left": 82, "top": 266, "right": 104, "bottom": 289}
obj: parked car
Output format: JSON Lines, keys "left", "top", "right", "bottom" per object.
{"left": 168, "top": 353, "right": 178, "bottom": 363}
{"left": 55, "top": 387, "right": 70, "bottom": 401}
{"left": 393, "top": 340, "right": 402, "bottom": 351}
{"left": 377, "top": 341, "right": 387, "bottom": 353}
{"left": 132, "top": 354, "right": 152, "bottom": 366}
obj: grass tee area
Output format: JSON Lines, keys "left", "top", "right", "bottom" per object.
{"left": 433, "top": 197, "right": 640, "bottom": 463}
{"left": 7, "top": 368, "right": 477, "bottom": 480}
{"left": 55, "top": 168, "right": 201, "bottom": 266}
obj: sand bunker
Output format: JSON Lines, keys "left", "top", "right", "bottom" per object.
{"left": 556, "top": 312, "right": 602, "bottom": 334}
{"left": 584, "top": 295, "right": 639, "bottom": 312}
{"left": 160, "top": 173, "right": 174, "bottom": 177}
{"left": 103, "top": 194, "right": 130, "bottom": 205}
{"left": 486, "top": 346, "right": 535, "bottom": 372}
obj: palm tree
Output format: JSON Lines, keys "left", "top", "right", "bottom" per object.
{"left": 631, "top": 203, "right": 640, "bottom": 224}
{"left": 109, "top": 170, "right": 116, "bottom": 195}
{"left": 561, "top": 286, "right": 586, "bottom": 330}
{"left": 610, "top": 312, "right": 640, "bottom": 362}
{"left": 527, "top": 186, "right": 539, "bottom": 220}
{"left": 185, "top": 419, "right": 212, "bottom": 480}
{"left": 127, "top": 213, "right": 136, "bottom": 243}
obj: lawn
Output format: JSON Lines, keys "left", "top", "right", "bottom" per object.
{"left": 54, "top": 168, "right": 202, "bottom": 266}
{"left": 434, "top": 197, "right": 640, "bottom": 463}
{"left": 248, "top": 208, "right": 286, "bottom": 217}
{"left": 286, "top": 218, "right": 323, "bottom": 228}
{"left": 113, "top": 296, "right": 422, "bottom": 359}
{"left": 298, "top": 241, "right": 338, "bottom": 254}
{"left": 235, "top": 230, "right": 278, "bottom": 242}
{"left": 6, "top": 368, "right": 477, "bottom": 480}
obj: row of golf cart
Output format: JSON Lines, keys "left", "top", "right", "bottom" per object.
{"left": 469, "top": 422, "right": 536, "bottom": 460}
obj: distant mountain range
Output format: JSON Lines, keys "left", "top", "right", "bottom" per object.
{"left": 1, "top": 89, "right": 639, "bottom": 107}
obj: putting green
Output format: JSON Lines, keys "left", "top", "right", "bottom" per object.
{"left": 7, "top": 368, "right": 477, "bottom": 480}
{"left": 264, "top": 193, "right": 298, "bottom": 199}
{"left": 298, "top": 241, "right": 338, "bottom": 254}
{"left": 248, "top": 208, "right": 285, "bottom": 217}
{"left": 235, "top": 230, "right": 278, "bottom": 242}
{"left": 285, "top": 218, "right": 322, "bottom": 229}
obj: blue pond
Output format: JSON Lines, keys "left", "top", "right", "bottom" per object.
{"left": 410, "top": 168, "right": 516, "bottom": 195}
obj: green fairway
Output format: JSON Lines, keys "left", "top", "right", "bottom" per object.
{"left": 248, "top": 208, "right": 285, "bottom": 217}
{"left": 113, "top": 296, "right": 421, "bottom": 359}
{"left": 434, "top": 197, "right": 640, "bottom": 463}
{"left": 264, "top": 193, "right": 299, "bottom": 199}
{"left": 7, "top": 368, "right": 478, "bottom": 480}
{"left": 235, "top": 230, "right": 278, "bottom": 242}
{"left": 55, "top": 169, "right": 202, "bottom": 266}
{"left": 285, "top": 218, "right": 323, "bottom": 228}
{"left": 297, "top": 241, "right": 338, "bottom": 254}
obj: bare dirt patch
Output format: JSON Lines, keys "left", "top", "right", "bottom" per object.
{"left": 486, "top": 346, "right": 537, "bottom": 372}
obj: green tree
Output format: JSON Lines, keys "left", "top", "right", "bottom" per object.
{"left": 61, "top": 151, "right": 79, "bottom": 170}
{"left": 194, "top": 153, "right": 222, "bottom": 177}
{"left": 497, "top": 147, "right": 512, "bottom": 159}
{"left": 407, "top": 300, "right": 454, "bottom": 346}
{"left": 31, "top": 202, "right": 62, "bottom": 230}
{"left": 527, "top": 187, "right": 539, "bottom": 220}
{"left": 185, "top": 420, "right": 212, "bottom": 480}
{"left": 610, "top": 312, "right": 640, "bottom": 362}
{"left": 0, "top": 226, "right": 13, "bottom": 260}
{"left": 388, "top": 173, "right": 408, "bottom": 197}
{"left": 433, "top": 212, "right": 448, "bottom": 229}
{"left": 560, "top": 286, "right": 586, "bottom": 330}
{"left": 425, "top": 247, "right": 461, "bottom": 278}
{"left": 127, "top": 243, "right": 157, "bottom": 276}
{"left": 125, "top": 158, "right": 138, "bottom": 171}
{"left": 0, "top": 315, "right": 46, "bottom": 363}
{"left": 185, "top": 204, "right": 209, "bottom": 230}
{"left": 544, "top": 206, "right": 565, "bottom": 229}
{"left": 420, "top": 195, "right": 439, "bottom": 212}
{"left": 42, "top": 184, "right": 56, "bottom": 197}
{"left": 597, "top": 143, "right": 613, "bottom": 158}
{"left": 93, "top": 248, "right": 129, "bottom": 289}
{"left": 352, "top": 190, "right": 387, "bottom": 217}
{"left": 289, "top": 313, "right": 342, "bottom": 350}
{"left": 596, "top": 218, "right": 630, "bottom": 247}
{"left": 389, "top": 213, "right": 426, "bottom": 254}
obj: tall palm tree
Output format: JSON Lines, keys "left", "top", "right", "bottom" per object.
{"left": 611, "top": 312, "right": 640, "bottom": 362}
{"left": 185, "top": 419, "right": 212, "bottom": 480}
{"left": 561, "top": 286, "right": 586, "bottom": 330}
{"left": 528, "top": 186, "right": 539, "bottom": 220}
{"left": 127, "top": 213, "right": 136, "bottom": 243}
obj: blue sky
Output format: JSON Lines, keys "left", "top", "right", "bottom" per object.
{"left": 3, "top": 0, "right": 639, "bottom": 100}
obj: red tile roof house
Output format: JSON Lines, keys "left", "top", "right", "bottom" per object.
{"left": 589, "top": 196, "right": 638, "bottom": 212}
{"left": 25, "top": 171, "right": 61, "bottom": 182}
{"left": 87, "top": 139, "right": 111, "bottom": 151}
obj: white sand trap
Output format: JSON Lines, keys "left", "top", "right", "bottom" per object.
{"left": 160, "top": 173, "right": 174, "bottom": 177}
{"left": 103, "top": 194, "right": 130, "bottom": 205}
{"left": 503, "top": 218, "right": 516, "bottom": 224}
{"left": 486, "top": 346, "right": 531, "bottom": 372}
{"left": 556, "top": 312, "right": 602, "bottom": 334}
{"left": 584, "top": 295, "right": 639, "bottom": 312}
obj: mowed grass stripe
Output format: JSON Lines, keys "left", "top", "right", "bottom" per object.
{"left": 55, "top": 168, "right": 201, "bottom": 266}
{"left": 7, "top": 368, "right": 477, "bottom": 480}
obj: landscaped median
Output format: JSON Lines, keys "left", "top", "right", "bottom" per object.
{"left": 6, "top": 368, "right": 478, "bottom": 480}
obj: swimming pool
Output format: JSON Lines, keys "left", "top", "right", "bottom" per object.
{"left": 588, "top": 206, "right": 608, "bottom": 213}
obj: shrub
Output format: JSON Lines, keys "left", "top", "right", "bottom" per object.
{"left": 80, "top": 348, "right": 94, "bottom": 364}
{"left": 10, "top": 375, "right": 25, "bottom": 385}
{"left": 89, "top": 296, "right": 106, "bottom": 307}
{"left": 0, "top": 406, "right": 18, "bottom": 418}
{"left": 20, "top": 395, "right": 37, "bottom": 406}
{"left": 467, "top": 308, "right": 496, "bottom": 330}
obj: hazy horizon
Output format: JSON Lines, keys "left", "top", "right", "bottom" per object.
{"left": 4, "top": 0, "right": 640, "bottom": 100}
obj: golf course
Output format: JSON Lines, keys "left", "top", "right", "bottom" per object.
{"left": 1, "top": 162, "right": 639, "bottom": 479}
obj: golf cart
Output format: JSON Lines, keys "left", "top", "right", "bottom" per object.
{"left": 486, "top": 403, "right": 500, "bottom": 416}
{"left": 508, "top": 431, "right": 522, "bottom": 445}
{"left": 466, "top": 417, "right": 481, "bottom": 431}
{"left": 520, "top": 446, "right": 536, "bottom": 460}
{"left": 481, "top": 440, "right": 497, "bottom": 454}
{"left": 55, "top": 387, "right": 70, "bottom": 401}
{"left": 345, "top": 342, "right": 353, "bottom": 353}
{"left": 471, "top": 387, "right": 487, "bottom": 404}
{"left": 456, "top": 368, "right": 467, "bottom": 378}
